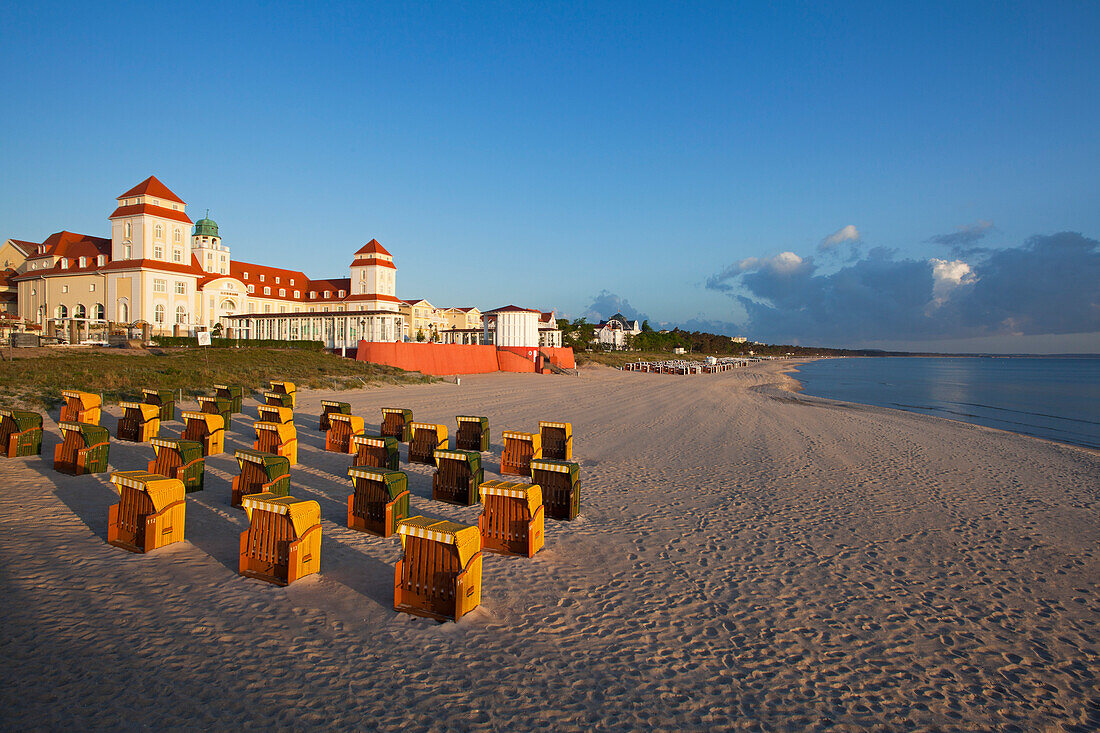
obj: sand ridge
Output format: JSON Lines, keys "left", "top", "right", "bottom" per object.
{"left": 0, "top": 361, "right": 1097, "bottom": 730}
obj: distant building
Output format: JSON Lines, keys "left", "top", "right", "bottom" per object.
{"left": 732, "top": 336, "right": 748, "bottom": 343}
{"left": 595, "top": 312, "right": 641, "bottom": 349}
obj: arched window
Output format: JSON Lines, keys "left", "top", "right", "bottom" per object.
{"left": 56, "top": 305, "right": 68, "bottom": 319}
{"left": 219, "top": 299, "right": 237, "bottom": 315}
{"left": 173, "top": 228, "right": 181, "bottom": 243}
{"left": 95, "top": 304, "right": 105, "bottom": 321}
{"left": 124, "top": 221, "right": 132, "bottom": 238}
{"left": 263, "top": 287, "right": 271, "bottom": 295}
{"left": 176, "top": 305, "right": 187, "bottom": 324}
{"left": 154, "top": 304, "right": 166, "bottom": 324}
{"left": 118, "top": 301, "right": 129, "bottom": 323}
{"left": 155, "top": 224, "right": 164, "bottom": 239}
{"left": 73, "top": 304, "right": 87, "bottom": 320}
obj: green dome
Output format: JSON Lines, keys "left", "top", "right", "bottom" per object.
{"left": 193, "top": 214, "right": 219, "bottom": 238}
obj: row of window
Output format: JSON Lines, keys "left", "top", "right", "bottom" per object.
{"left": 152, "top": 279, "right": 188, "bottom": 294}
{"left": 122, "top": 221, "right": 184, "bottom": 243}
{"left": 54, "top": 303, "right": 106, "bottom": 320}
{"left": 241, "top": 271, "right": 296, "bottom": 286}
{"left": 56, "top": 255, "right": 107, "bottom": 270}
{"left": 152, "top": 304, "right": 189, "bottom": 325}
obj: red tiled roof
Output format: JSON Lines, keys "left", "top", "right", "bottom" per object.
{"left": 6, "top": 239, "right": 35, "bottom": 255}
{"left": 99, "top": 255, "right": 205, "bottom": 277}
{"left": 231, "top": 260, "right": 309, "bottom": 289}
{"left": 109, "top": 203, "right": 193, "bottom": 225}
{"left": 484, "top": 305, "right": 541, "bottom": 314}
{"left": 344, "top": 293, "right": 402, "bottom": 303}
{"left": 118, "top": 176, "right": 186, "bottom": 204}
{"left": 354, "top": 239, "right": 392, "bottom": 257}
{"left": 354, "top": 257, "right": 396, "bottom": 269}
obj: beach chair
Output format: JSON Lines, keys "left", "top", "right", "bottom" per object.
{"left": 148, "top": 438, "right": 205, "bottom": 493}
{"left": 531, "top": 458, "right": 581, "bottom": 520}
{"left": 538, "top": 421, "right": 573, "bottom": 461}
{"left": 231, "top": 449, "right": 290, "bottom": 507}
{"left": 60, "top": 390, "right": 101, "bottom": 425}
{"left": 181, "top": 410, "right": 224, "bottom": 456}
{"left": 408, "top": 422, "right": 448, "bottom": 464}
{"left": 253, "top": 420, "right": 297, "bottom": 465}
{"left": 325, "top": 413, "right": 365, "bottom": 453}
{"left": 107, "top": 471, "right": 186, "bottom": 553}
{"left": 319, "top": 400, "right": 351, "bottom": 431}
{"left": 0, "top": 409, "right": 43, "bottom": 458}
{"left": 501, "top": 431, "right": 542, "bottom": 477}
{"left": 352, "top": 435, "right": 400, "bottom": 470}
{"left": 455, "top": 415, "right": 490, "bottom": 452}
{"left": 381, "top": 407, "right": 413, "bottom": 442}
{"left": 268, "top": 381, "right": 296, "bottom": 409}
{"left": 116, "top": 401, "right": 161, "bottom": 443}
{"left": 213, "top": 384, "right": 243, "bottom": 414}
{"left": 239, "top": 493, "right": 321, "bottom": 586}
{"left": 263, "top": 390, "right": 294, "bottom": 409}
{"left": 346, "top": 466, "right": 410, "bottom": 537}
{"left": 478, "top": 480, "right": 545, "bottom": 558}
{"left": 54, "top": 421, "right": 110, "bottom": 475}
{"left": 141, "top": 388, "right": 175, "bottom": 421}
{"left": 394, "top": 517, "right": 482, "bottom": 622}
{"left": 432, "top": 449, "right": 484, "bottom": 506}
{"left": 197, "top": 396, "right": 232, "bottom": 430}
{"left": 257, "top": 404, "right": 294, "bottom": 425}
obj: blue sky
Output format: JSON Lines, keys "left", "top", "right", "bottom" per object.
{"left": 2, "top": 1, "right": 1098, "bottom": 352}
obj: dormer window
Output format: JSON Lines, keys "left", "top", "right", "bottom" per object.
{"left": 260, "top": 274, "right": 265, "bottom": 282}
{"left": 324, "top": 291, "right": 331, "bottom": 299}
{"left": 60, "top": 258, "right": 69, "bottom": 269}
{"left": 264, "top": 287, "right": 271, "bottom": 295}
{"left": 97, "top": 255, "right": 106, "bottom": 266}
{"left": 279, "top": 288, "right": 286, "bottom": 297}
{"left": 310, "top": 292, "right": 316, "bottom": 299}
{"left": 242, "top": 272, "right": 248, "bottom": 280}
{"left": 78, "top": 256, "right": 87, "bottom": 268}
{"left": 290, "top": 279, "right": 295, "bottom": 285}
{"left": 275, "top": 276, "right": 280, "bottom": 284}
{"left": 248, "top": 284, "right": 255, "bottom": 293}
{"left": 338, "top": 290, "right": 346, "bottom": 298}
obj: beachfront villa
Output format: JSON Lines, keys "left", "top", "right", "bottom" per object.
{"left": 595, "top": 312, "right": 642, "bottom": 350}
{"left": 7, "top": 176, "right": 562, "bottom": 351}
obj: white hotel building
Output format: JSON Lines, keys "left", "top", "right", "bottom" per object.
{"left": 12, "top": 176, "right": 404, "bottom": 348}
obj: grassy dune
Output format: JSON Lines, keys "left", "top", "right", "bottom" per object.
{"left": 0, "top": 347, "right": 429, "bottom": 410}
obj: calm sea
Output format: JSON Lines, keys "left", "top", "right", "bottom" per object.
{"left": 793, "top": 357, "right": 1100, "bottom": 450}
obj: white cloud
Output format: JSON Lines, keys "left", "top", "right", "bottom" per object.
{"left": 820, "top": 224, "right": 861, "bottom": 250}
{"left": 738, "top": 251, "right": 806, "bottom": 275}
{"left": 927, "top": 258, "right": 977, "bottom": 311}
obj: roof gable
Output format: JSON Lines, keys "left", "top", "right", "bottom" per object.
{"left": 354, "top": 238, "right": 392, "bottom": 256}
{"left": 118, "top": 176, "right": 185, "bottom": 204}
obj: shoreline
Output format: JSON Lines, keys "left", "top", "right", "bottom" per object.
{"left": 781, "top": 357, "right": 1100, "bottom": 454}
{"left": 1, "top": 363, "right": 1097, "bottom": 729}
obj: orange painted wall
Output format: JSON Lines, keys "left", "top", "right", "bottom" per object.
{"left": 356, "top": 341, "right": 576, "bottom": 375}
{"left": 356, "top": 342, "right": 499, "bottom": 375}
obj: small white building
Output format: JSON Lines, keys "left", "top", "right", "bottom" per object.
{"left": 595, "top": 312, "right": 641, "bottom": 350}
{"left": 483, "top": 305, "right": 541, "bottom": 347}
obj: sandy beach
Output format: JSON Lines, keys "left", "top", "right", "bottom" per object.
{"left": 0, "top": 360, "right": 1097, "bottom": 731}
